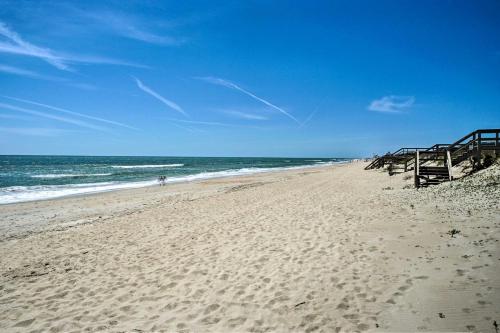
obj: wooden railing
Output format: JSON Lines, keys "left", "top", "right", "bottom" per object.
{"left": 391, "top": 147, "right": 429, "bottom": 156}
{"left": 412, "top": 129, "right": 500, "bottom": 187}
{"left": 447, "top": 129, "right": 500, "bottom": 150}
{"left": 447, "top": 129, "right": 500, "bottom": 166}
{"left": 366, "top": 129, "right": 500, "bottom": 174}
{"left": 365, "top": 147, "right": 428, "bottom": 170}
{"left": 425, "top": 144, "right": 450, "bottom": 152}
{"left": 365, "top": 129, "right": 500, "bottom": 173}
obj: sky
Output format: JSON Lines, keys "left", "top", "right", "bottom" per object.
{"left": 0, "top": 0, "right": 499, "bottom": 157}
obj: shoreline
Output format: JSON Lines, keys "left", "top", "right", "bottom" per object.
{"left": 0, "top": 160, "right": 352, "bottom": 206}
{"left": 0, "top": 160, "right": 498, "bottom": 332}
{"left": 0, "top": 162, "right": 349, "bottom": 241}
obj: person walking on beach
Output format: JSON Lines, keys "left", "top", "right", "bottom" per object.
{"left": 158, "top": 175, "right": 166, "bottom": 186}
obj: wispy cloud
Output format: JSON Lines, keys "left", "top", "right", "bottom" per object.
{"left": 196, "top": 76, "right": 300, "bottom": 124}
{"left": 2, "top": 96, "right": 138, "bottom": 130}
{"left": 165, "top": 118, "right": 263, "bottom": 130}
{"left": 299, "top": 97, "right": 327, "bottom": 128}
{"left": 0, "top": 102, "right": 108, "bottom": 131}
{"left": 220, "top": 109, "right": 268, "bottom": 121}
{"left": 368, "top": 95, "right": 415, "bottom": 113}
{"left": 81, "top": 10, "right": 183, "bottom": 46}
{"left": 0, "top": 21, "right": 69, "bottom": 70}
{"left": 0, "top": 65, "right": 101, "bottom": 90}
{"left": 299, "top": 109, "right": 318, "bottom": 128}
{"left": 0, "top": 21, "right": 147, "bottom": 71}
{"left": 62, "top": 53, "right": 149, "bottom": 68}
{"left": 0, "top": 64, "right": 65, "bottom": 81}
{"left": 133, "top": 77, "right": 188, "bottom": 116}
{"left": 167, "top": 118, "right": 237, "bottom": 127}
{"left": 0, "top": 113, "right": 35, "bottom": 121}
{"left": 0, "top": 127, "right": 75, "bottom": 137}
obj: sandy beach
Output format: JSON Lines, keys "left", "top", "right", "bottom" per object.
{"left": 0, "top": 161, "right": 499, "bottom": 332}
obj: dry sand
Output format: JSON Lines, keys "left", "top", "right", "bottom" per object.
{"left": 0, "top": 161, "right": 499, "bottom": 332}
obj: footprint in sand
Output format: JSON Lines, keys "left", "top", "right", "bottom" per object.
{"left": 13, "top": 318, "right": 35, "bottom": 328}
{"left": 228, "top": 317, "right": 247, "bottom": 327}
{"left": 204, "top": 304, "right": 220, "bottom": 315}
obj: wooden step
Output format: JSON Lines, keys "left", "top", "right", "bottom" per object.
{"left": 419, "top": 166, "right": 449, "bottom": 176}
{"left": 419, "top": 176, "right": 449, "bottom": 186}
{"left": 425, "top": 179, "right": 444, "bottom": 184}
{"left": 420, "top": 171, "right": 449, "bottom": 176}
{"left": 420, "top": 166, "right": 448, "bottom": 170}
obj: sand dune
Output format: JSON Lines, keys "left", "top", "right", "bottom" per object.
{"left": 0, "top": 161, "right": 499, "bottom": 332}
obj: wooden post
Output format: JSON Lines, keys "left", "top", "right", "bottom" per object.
{"left": 497, "top": 131, "right": 499, "bottom": 159}
{"left": 477, "top": 132, "right": 482, "bottom": 162}
{"left": 414, "top": 151, "right": 420, "bottom": 188}
{"left": 446, "top": 150, "right": 453, "bottom": 181}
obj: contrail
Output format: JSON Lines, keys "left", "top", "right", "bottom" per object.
{"left": 0, "top": 22, "right": 148, "bottom": 71}
{"left": 196, "top": 76, "right": 300, "bottom": 124}
{"left": 2, "top": 96, "right": 138, "bottom": 130}
{"left": 0, "top": 102, "right": 109, "bottom": 131}
{"left": 299, "top": 97, "right": 327, "bottom": 128}
{"left": 165, "top": 118, "right": 262, "bottom": 129}
{"left": 0, "top": 64, "right": 65, "bottom": 81}
{"left": 133, "top": 77, "right": 188, "bottom": 116}
{"left": 299, "top": 109, "right": 318, "bottom": 128}
{"left": 166, "top": 118, "right": 237, "bottom": 127}
{"left": 0, "top": 22, "right": 69, "bottom": 70}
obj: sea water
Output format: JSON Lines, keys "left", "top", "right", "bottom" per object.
{"left": 0, "top": 155, "right": 350, "bottom": 204}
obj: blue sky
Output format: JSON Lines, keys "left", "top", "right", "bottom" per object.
{"left": 0, "top": 0, "right": 499, "bottom": 157}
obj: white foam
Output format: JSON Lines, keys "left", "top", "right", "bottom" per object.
{"left": 31, "top": 173, "right": 112, "bottom": 179}
{"left": 111, "top": 164, "right": 184, "bottom": 169}
{"left": 0, "top": 181, "right": 156, "bottom": 204}
{"left": 0, "top": 161, "right": 346, "bottom": 205}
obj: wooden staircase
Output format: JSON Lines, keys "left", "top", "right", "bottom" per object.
{"left": 418, "top": 166, "right": 450, "bottom": 186}
{"left": 414, "top": 151, "right": 452, "bottom": 187}
{"left": 366, "top": 129, "right": 500, "bottom": 188}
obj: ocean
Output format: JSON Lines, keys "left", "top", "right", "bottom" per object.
{"left": 0, "top": 155, "right": 350, "bottom": 204}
